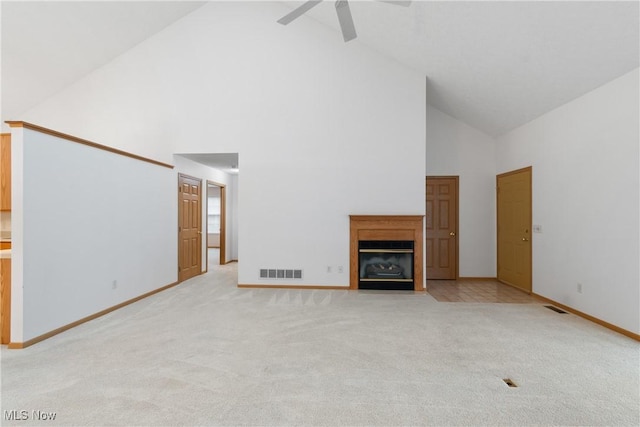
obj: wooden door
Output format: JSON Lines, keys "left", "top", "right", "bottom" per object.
{"left": 426, "top": 177, "right": 458, "bottom": 279}
{"left": 178, "top": 174, "right": 202, "bottom": 282}
{"left": 497, "top": 167, "right": 532, "bottom": 293}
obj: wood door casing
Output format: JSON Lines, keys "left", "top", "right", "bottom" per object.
{"left": 178, "top": 174, "right": 202, "bottom": 282}
{"left": 497, "top": 167, "right": 532, "bottom": 293}
{"left": 426, "top": 176, "right": 458, "bottom": 279}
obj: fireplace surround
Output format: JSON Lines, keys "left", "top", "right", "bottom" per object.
{"left": 349, "top": 215, "right": 424, "bottom": 291}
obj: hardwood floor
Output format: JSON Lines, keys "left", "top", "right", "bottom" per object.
{"left": 427, "top": 278, "right": 538, "bottom": 303}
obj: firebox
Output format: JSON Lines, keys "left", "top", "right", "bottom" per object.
{"left": 358, "top": 240, "right": 414, "bottom": 290}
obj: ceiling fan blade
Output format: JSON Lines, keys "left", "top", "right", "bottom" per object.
{"left": 335, "top": 0, "right": 357, "bottom": 42}
{"left": 378, "top": 0, "right": 412, "bottom": 6}
{"left": 277, "top": 0, "right": 323, "bottom": 25}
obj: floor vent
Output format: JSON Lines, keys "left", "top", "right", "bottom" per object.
{"left": 503, "top": 378, "right": 518, "bottom": 388}
{"left": 260, "top": 269, "right": 303, "bottom": 280}
{"left": 544, "top": 305, "right": 567, "bottom": 314}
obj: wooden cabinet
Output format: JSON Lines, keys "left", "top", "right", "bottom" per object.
{"left": 0, "top": 257, "right": 10, "bottom": 344}
{"left": 0, "top": 134, "right": 10, "bottom": 211}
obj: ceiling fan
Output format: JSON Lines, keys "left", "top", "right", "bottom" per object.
{"left": 278, "top": 0, "right": 411, "bottom": 42}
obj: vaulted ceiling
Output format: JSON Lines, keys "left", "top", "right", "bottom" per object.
{"left": 281, "top": 0, "right": 639, "bottom": 135}
{"left": 1, "top": 1, "right": 207, "bottom": 124}
{"left": 2, "top": 1, "right": 638, "bottom": 137}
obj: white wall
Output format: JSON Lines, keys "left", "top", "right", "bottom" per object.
{"left": 20, "top": 1, "right": 425, "bottom": 288}
{"left": 9, "top": 127, "right": 25, "bottom": 342}
{"left": 228, "top": 174, "right": 239, "bottom": 262}
{"left": 206, "top": 185, "right": 221, "bottom": 248}
{"left": 426, "top": 104, "right": 497, "bottom": 277}
{"left": 172, "top": 155, "right": 236, "bottom": 266}
{"left": 496, "top": 68, "right": 640, "bottom": 334}
{"left": 12, "top": 127, "right": 177, "bottom": 342}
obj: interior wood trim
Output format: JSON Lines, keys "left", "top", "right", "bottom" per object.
{"left": 238, "top": 284, "right": 350, "bottom": 290}
{"left": 349, "top": 215, "right": 424, "bottom": 291}
{"left": 7, "top": 280, "right": 181, "bottom": 349}
{"left": 454, "top": 178, "right": 459, "bottom": 279}
{"left": 5, "top": 121, "right": 174, "bottom": 169}
{"left": 349, "top": 215, "right": 424, "bottom": 222}
{"left": 497, "top": 278, "right": 532, "bottom": 295}
{"left": 532, "top": 293, "right": 640, "bottom": 342}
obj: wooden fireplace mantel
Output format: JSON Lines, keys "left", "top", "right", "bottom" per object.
{"left": 349, "top": 215, "right": 424, "bottom": 291}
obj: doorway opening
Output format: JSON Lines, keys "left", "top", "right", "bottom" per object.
{"left": 174, "top": 152, "right": 238, "bottom": 274}
{"left": 207, "top": 181, "right": 226, "bottom": 268}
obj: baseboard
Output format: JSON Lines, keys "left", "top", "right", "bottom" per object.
{"left": 7, "top": 280, "right": 180, "bottom": 349}
{"left": 532, "top": 293, "right": 640, "bottom": 342}
{"left": 226, "top": 259, "right": 238, "bottom": 264}
{"left": 238, "top": 283, "right": 350, "bottom": 290}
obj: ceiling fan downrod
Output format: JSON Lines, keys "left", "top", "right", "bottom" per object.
{"left": 277, "top": 0, "right": 411, "bottom": 43}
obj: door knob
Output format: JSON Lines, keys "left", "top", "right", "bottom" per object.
{"left": 450, "top": 231, "right": 456, "bottom": 237}
{"left": 522, "top": 237, "right": 528, "bottom": 241}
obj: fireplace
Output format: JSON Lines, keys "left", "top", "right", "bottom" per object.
{"left": 358, "top": 240, "right": 414, "bottom": 290}
{"left": 350, "top": 215, "right": 424, "bottom": 291}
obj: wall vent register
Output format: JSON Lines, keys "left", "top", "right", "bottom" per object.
{"left": 260, "top": 269, "right": 303, "bottom": 279}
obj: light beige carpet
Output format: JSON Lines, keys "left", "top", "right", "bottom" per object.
{"left": 1, "top": 262, "right": 639, "bottom": 426}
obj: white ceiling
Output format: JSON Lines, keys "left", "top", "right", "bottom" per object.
{"left": 281, "top": 0, "right": 639, "bottom": 136}
{"left": 1, "top": 1, "right": 206, "bottom": 122}
{"left": 176, "top": 153, "right": 239, "bottom": 174}
{"left": 1, "top": 1, "right": 639, "bottom": 138}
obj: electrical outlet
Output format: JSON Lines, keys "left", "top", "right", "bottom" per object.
{"left": 577, "top": 283, "right": 583, "bottom": 294}
{"left": 112, "top": 280, "right": 117, "bottom": 290}
{"left": 337, "top": 265, "right": 344, "bottom": 274}
{"left": 326, "top": 266, "right": 332, "bottom": 273}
